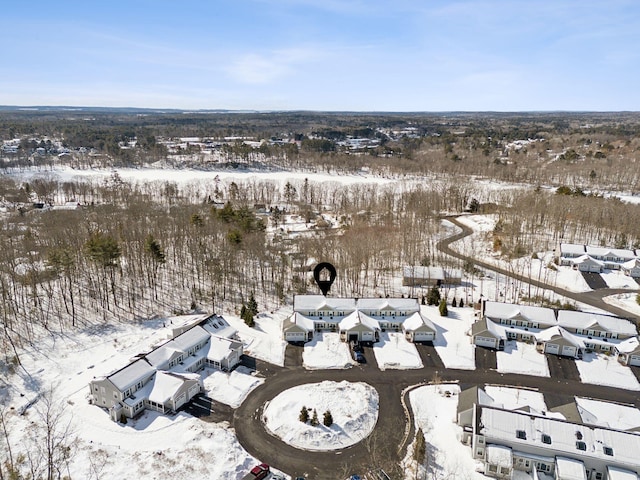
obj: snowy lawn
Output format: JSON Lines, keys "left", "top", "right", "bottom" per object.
{"left": 554, "top": 266, "right": 592, "bottom": 292}
{"left": 373, "top": 332, "right": 423, "bottom": 370}
{"left": 424, "top": 306, "right": 476, "bottom": 370}
{"left": 406, "top": 385, "right": 488, "bottom": 480}
{"left": 228, "top": 309, "right": 289, "bottom": 366}
{"left": 603, "top": 292, "right": 640, "bottom": 317}
{"left": 496, "top": 341, "right": 550, "bottom": 377}
{"left": 600, "top": 271, "right": 639, "bottom": 289}
{"left": 262, "top": 381, "right": 378, "bottom": 451}
{"left": 576, "top": 352, "right": 640, "bottom": 391}
{"left": 202, "top": 366, "right": 264, "bottom": 408}
{"left": 302, "top": 332, "right": 354, "bottom": 369}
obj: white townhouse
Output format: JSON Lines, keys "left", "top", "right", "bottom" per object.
{"left": 284, "top": 295, "right": 435, "bottom": 344}
{"left": 616, "top": 337, "right": 640, "bottom": 367}
{"left": 482, "top": 301, "right": 557, "bottom": 342}
{"left": 557, "top": 310, "right": 637, "bottom": 353}
{"left": 90, "top": 314, "right": 243, "bottom": 422}
{"left": 469, "top": 405, "right": 640, "bottom": 480}
{"left": 560, "top": 243, "right": 639, "bottom": 273}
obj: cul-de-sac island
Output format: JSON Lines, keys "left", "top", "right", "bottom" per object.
{"left": 3, "top": 111, "right": 640, "bottom": 480}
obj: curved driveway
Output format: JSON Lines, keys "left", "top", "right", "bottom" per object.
{"left": 232, "top": 216, "right": 640, "bottom": 479}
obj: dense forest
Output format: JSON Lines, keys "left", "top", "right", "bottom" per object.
{"left": 2, "top": 109, "right": 640, "bottom": 365}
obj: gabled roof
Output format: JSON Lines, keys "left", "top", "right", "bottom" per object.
{"left": 293, "top": 295, "right": 356, "bottom": 312}
{"left": 402, "top": 312, "right": 436, "bottom": 332}
{"left": 557, "top": 311, "right": 637, "bottom": 336}
{"left": 108, "top": 359, "right": 155, "bottom": 391}
{"left": 146, "top": 346, "right": 185, "bottom": 368}
{"left": 586, "top": 245, "right": 636, "bottom": 259}
{"left": 357, "top": 297, "right": 419, "bottom": 312}
{"left": 286, "top": 312, "right": 315, "bottom": 332}
{"left": 573, "top": 254, "right": 605, "bottom": 266}
{"left": 339, "top": 311, "right": 380, "bottom": 331}
{"left": 560, "top": 243, "right": 586, "bottom": 255}
{"left": 203, "top": 336, "right": 242, "bottom": 363}
{"left": 483, "top": 301, "right": 556, "bottom": 325}
{"left": 622, "top": 258, "right": 640, "bottom": 270}
{"left": 616, "top": 336, "right": 640, "bottom": 355}
{"left": 472, "top": 318, "right": 506, "bottom": 340}
{"left": 457, "top": 386, "right": 497, "bottom": 416}
{"left": 535, "top": 326, "right": 584, "bottom": 348}
{"left": 202, "top": 315, "right": 237, "bottom": 339}
{"left": 171, "top": 325, "right": 211, "bottom": 351}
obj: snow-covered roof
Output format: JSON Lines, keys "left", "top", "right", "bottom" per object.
{"left": 402, "top": 312, "right": 436, "bottom": 332}
{"left": 555, "top": 457, "right": 586, "bottom": 480}
{"left": 202, "top": 315, "right": 237, "bottom": 339}
{"left": 402, "top": 266, "right": 462, "bottom": 280}
{"left": 472, "top": 318, "right": 507, "bottom": 340}
{"left": 572, "top": 254, "right": 605, "bottom": 266}
{"left": 535, "top": 326, "right": 584, "bottom": 348}
{"left": 622, "top": 258, "right": 640, "bottom": 270}
{"left": 108, "top": 359, "right": 155, "bottom": 390}
{"left": 484, "top": 301, "right": 557, "bottom": 325}
{"left": 164, "top": 313, "right": 211, "bottom": 328}
{"left": 586, "top": 246, "right": 636, "bottom": 259}
{"left": 607, "top": 466, "right": 640, "bottom": 480}
{"left": 288, "top": 312, "right": 315, "bottom": 332}
{"left": 339, "top": 311, "right": 380, "bottom": 331}
{"left": 293, "top": 295, "right": 356, "bottom": 312}
{"left": 557, "top": 311, "right": 637, "bottom": 336}
{"left": 171, "top": 325, "right": 211, "bottom": 351}
{"left": 204, "top": 336, "right": 241, "bottom": 363}
{"left": 480, "top": 406, "right": 640, "bottom": 470}
{"left": 616, "top": 336, "right": 640, "bottom": 354}
{"left": 486, "top": 444, "right": 512, "bottom": 468}
{"left": 148, "top": 371, "right": 188, "bottom": 405}
{"left": 357, "top": 297, "right": 419, "bottom": 312}
{"left": 146, "top": 346, "right": 185, "bottom": 368}
{"left": 560, "top": 243, "right": 586, "bottom": 256}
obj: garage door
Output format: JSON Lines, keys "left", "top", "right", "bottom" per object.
{"left": 286, "top": 332, "right": 306, "bottom": 342}
{"left": 545, "top": 343, "right": 559, "bottom": 354}
{"left": 361, "top": 331, "right": 374, "bottom": 341}
{"left": 561, "top": 345, "right": 576, "bottom": 357}
{"left": 414, "top": 332, "right": 433, "bottom": 341}
{"left": 175, "top": 393, "right": 187, "bottom": 410}
{"left": 475, "top": 336, "right": 497, "bottom": 349}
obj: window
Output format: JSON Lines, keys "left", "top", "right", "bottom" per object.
{"left": 595, "top": 473, "right": 602, "bottom": 480}
{"left": 541, "top": 434, "right": 552, "bottom": 445}
{"left": 488, "top": 465, "right": 498, "bottom": 473}
{"left": 603, "top": 446, "right": 613, "bottom": 456}
{"left": 576, "top": 441, "right": 586, "bottom": 451}
{"left": 516, "top": 430, "right": 527, "bottom": 440}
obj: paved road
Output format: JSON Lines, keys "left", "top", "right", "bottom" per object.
{"left": 224, "top": 216, "right": 640, "bottom": 479}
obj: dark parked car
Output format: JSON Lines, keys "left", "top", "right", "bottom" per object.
{"left": 242, "top": 463, "right": 270, "bottom": 480}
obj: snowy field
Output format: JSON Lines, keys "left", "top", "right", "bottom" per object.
{"left": 576, "top": 352, "right": 640, "bottom": 391}
{"left": 407, "top": 385, "right": 488, "bottom": 479}
{"left": 373, "top": 332, "right": 423, "bottom": 370}
{"left": 229, "top": 310, "right": 289, "bottom": 366}
{"left": 484, "top": 385, "right": 549, "bottom": 412}
{"left": 575, "top": 397, "right": 640, "bottom": 430}
{"left": 202, "top": 366, "right": 264, "bottom": 408}
{"left": 262, "top": 381, "right": 378, "bottom": 451}
{"left": 302, "top": 332, "right": 354, "bottom": 369}
{"left": 496, "top": 341, "right": 550, "bottom": 377}
{"left": 424, "top": 306, "right": 476, "bottom": 370}
{"left": 601, "top": 271, "right": 640, "bottom": 289}
{"left": 604, "top": 292, "right": 640, "bottom": 316}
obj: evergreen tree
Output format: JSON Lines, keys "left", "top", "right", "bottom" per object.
{"left": 426, "top": 286, "right": 441, "bottom": 306}
{"left": 299, "top": 406, "right": 309, "bottom": 423}
{"left": 413, "top": 428, "right": 426, "bottom": 464}
{"left": 439, "top": 298, "right": 448, "bottom": 317}
{"left": 310, "top": 409, "right": 319, "bottom": 426}
{"left": 451, "top": 297, "right": 457, "bottom": 307}
{"left": 323, "top": 410, "right": 333, "bottom": 427}
{"left": 459, "top": 298, "right": 464, "bottom": 308}
{"left": 247, "top": 292, "right": 259, "bottom": 316}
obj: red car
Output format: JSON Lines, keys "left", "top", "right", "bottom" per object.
{"left": 250, "top": 463, "right": 270, "bottom": 480}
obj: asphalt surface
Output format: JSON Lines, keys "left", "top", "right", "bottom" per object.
{"left": 202, "top": 216, "right": 640, "bottom": 479}
{"left": 581, "top": 271, "right": 608, "bottom": 290}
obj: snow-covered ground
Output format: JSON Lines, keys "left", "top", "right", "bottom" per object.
{"left": 302, "top": 332, "right": 354, "bottom": 369}
{"left": 576, "top": 352, "right": 640, "bottom": 391}
{"left": 407, "top": 385, "right": 488, "bottom": 479}
{"left": 575, "top": 397, "right": 640, "bottom": 430}
{"left": 229, "top": 309, "right": 289, "bottom": 366}
{"left": 600, "top": 271, "right": 640, "bottom": 289}
{"left": 373, "top": 332, "right": 423, "bottom": 370}
{"left": 262, "top": 381, "right": 378, "bottom": 451}
{"left": 496, "top": 341, "right": 550, "bottom": 377}
{"left": 202, "top": 366, "right": 264, "bottom": 408}
{"left": 424, "top": 305, "right": 477, "bottom": 370}
{"left": 604, "top": 292, "right": 640, "bottom": 316}
{"left": 484, "top": 385, "right": 549, "bottom": 412}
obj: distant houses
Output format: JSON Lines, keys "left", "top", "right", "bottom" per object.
{"left": 471, "top": 300, "right": 639, "bottom": 362}
{"left": 283, "top": 295, "right": 436, "bottom": 344}
{"left": 559, "top": 243, "right": 640, "bottom": 275}
{"left": 402, "top": 266, "right": 463, "bottom": 287}
{"left": 89, "top": 313, "right": 242, "bottom": 422}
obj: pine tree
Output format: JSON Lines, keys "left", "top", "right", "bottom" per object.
{"left": 459, "top": 298, "right": 464, "bottom": 308}
{"left": 310, "top": 409, "right": 319, "bottom": 426}
{"left": 323, "top": 410, "right": 333, "bottom": 427}
{"left": 247, "top": 292, "right": 259, "bottom": 316}
{"left": 426, "top": 286, "right": 441, "bottom": 306}
{"left": 439, "top": 298, "right": 448, "bottom": 317}
{"left": 299, "top": 406, "right": 309, "bottom": 423}
{"left": 451, "top": 297, "right": 457, "bottom": 307}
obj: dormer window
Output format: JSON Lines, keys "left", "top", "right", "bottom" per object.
{"left": 541, "top": 434, "right": 552, "bottom": 445}
{"left": 516, "top": 430, "right": 527, "bottom": 440}
{"left": 576, "top": 441, "right": 586, "bottom": 451}
{"left": 603, "top": 446, "right": 613, "bottom": 456}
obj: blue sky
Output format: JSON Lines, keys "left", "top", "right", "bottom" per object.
{"left": 1, "top": 0, "right": 638, "bottom": 111}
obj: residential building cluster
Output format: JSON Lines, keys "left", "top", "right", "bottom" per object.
{"left": 560, "top": 243, "right": 640, "bottom": 277}
{"left": 283, "top": 295, "right": 437, "bottom": 344}
{"left": 458, "top": 386, "right": 640, "bottom": 480}
{"left": 471, "top": 301, "right": 640, "bottom": 364}
{"left": 89, "top": 313, "right": 242, "bottom": 422}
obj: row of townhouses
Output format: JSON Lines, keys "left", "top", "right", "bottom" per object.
{"left": 89, "top": 313, "right": 243, "bottom": 422}
{"left": 471, "top": 301, "right": 640, "bottom": 365}
{"left": 283, "top": 295, "right": 437, "bottom": 344}
{"left": 458, "top": 386, "right": 640, "bottom": 480}
{"left": 560, "top": 243, "right": 640, "bottom": 276}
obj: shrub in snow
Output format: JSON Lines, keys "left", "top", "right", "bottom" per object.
{"left": 310, "top": 409, "right": 319, "bottom": 426}
{"left": 299, "top": 406, "right": 309, "bottom": 423}
{"left": 323, "top": 410, "right": 333, "bottom": 427}
{"left": 439, "top": 299, "right": 448, "bottom": 317}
